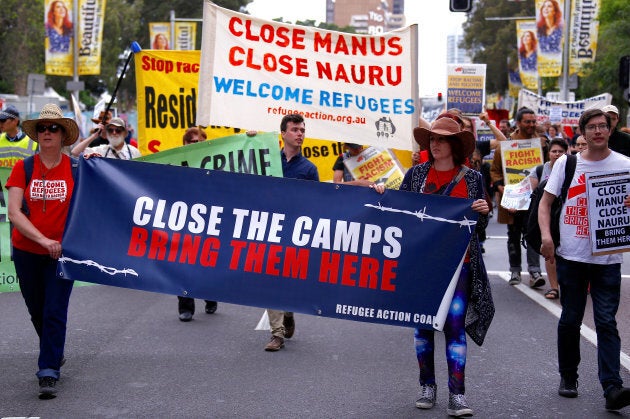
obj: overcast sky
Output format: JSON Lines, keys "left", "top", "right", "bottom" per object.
{"left": 245, "top": 0, "right": 466, "bottom": 97}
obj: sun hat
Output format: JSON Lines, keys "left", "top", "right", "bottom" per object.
{"left": 22, "top": 103, "right": 80, "bottom": 146}
{"left": 413, "top": 117, "right": 476, "bottom": 157}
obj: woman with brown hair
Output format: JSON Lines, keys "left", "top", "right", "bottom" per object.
{"left": 401, "top": 117, "right": 494, "bottom": 417}
{"left": 6, "top": 104, "right": 79, "bottom": 399}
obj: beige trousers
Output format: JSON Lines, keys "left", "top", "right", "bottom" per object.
{"left": 267, "top": 309, "right": 293, "bottom": 337}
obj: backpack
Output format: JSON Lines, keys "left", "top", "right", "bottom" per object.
{"left": 21, "top": 155, "right": 79, "bottom": 216}
{"left": 523, "top": 154, "right": 577, "bottom": 255}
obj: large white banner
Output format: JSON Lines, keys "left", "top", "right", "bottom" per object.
{"left": 197, "top": 1, "right": 418, "bottom": 151}
{"left": 518, "top": 89, "right": 612, "bottom": 125}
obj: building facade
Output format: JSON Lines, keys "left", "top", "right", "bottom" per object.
{"left": 326, "top": 0, "right": 405, "bottom": 34}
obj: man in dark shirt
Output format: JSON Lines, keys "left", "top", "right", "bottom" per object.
{"left": 603, "top": 105, "right": 630, "bottom": 157}
{"left": 265, "top": 114, "right": 319, "bottom": 352}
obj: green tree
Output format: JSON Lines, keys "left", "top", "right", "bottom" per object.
{"left": 460, "top": 0, "right": 534, "bottom": 94}
{"left": 0, "top": 0, "right": 46, "bottom": 95}
{"left": 577, "top": 0, "right": 630, "bottom": 119}
{"left": 0, "top": 0, "right": 252, "bottom": 110}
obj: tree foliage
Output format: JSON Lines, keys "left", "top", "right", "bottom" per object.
{"left": 461, "top": 0, "right": 630, "bottom": 120}
{"left": 577, "top": 0, "right": 630, "bottom": 116}
{"left": 0, "top": 0, "right": 251, "bottom": 110}
{"left": 460, "top": 0, "right": 535, "bottom": 94}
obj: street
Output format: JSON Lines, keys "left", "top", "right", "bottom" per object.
{"left": 1, "top": 215, "right": 629, "bottom": 418}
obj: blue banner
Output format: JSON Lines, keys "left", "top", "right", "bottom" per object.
{"left": 59, "top": 158, "right": 477, "bottom": 330}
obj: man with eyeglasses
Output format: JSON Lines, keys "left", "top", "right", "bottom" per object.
{"left": 71, "top": 117, "right": 141, "bottom": 160}
{"left": 0, "top": 105, "right": 38, "bottom": 167}
{"left": 603, "top": 105, "right": 630, "bottom": 158}
{"left": 490, "top": 107, "right": 544, "bottom": 288}
{"left": 539, "top": 107, "right": 630, "bottom": 411}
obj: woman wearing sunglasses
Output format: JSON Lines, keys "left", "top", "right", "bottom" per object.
{"left": 71, "top": 117, "right": 141, "bottom": 160}
{"left": 5, "top": 103, "right": 79, "bottom": 399}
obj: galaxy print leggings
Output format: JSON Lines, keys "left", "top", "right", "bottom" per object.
{"left": 414, "top": 263, "right": 470, "bottom": 395}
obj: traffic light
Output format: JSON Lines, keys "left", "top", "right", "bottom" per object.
{"left": 438, "top": 92, "right": 443, "bottom": 102}
{"left": 450, "top": 0, "right": 472, "bottom": 12}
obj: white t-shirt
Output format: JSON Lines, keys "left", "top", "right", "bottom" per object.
{"left": 85, "top": 143, "right": 141, "bottom": 160}
{"left": 528, "top": 161, "right": 552, "bottom": 183}
{"left": 545, "top": 151, "right": 630, "bottom": 264}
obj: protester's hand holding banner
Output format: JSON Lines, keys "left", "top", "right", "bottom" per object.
{"left": 59, "top": 158, "right": 478, "bottom": 330}
{"left": 196, "top": 1, "right": 418, "bottom": 151}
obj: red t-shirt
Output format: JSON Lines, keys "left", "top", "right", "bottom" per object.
{"left": 424, "top": 166, "right": 469, "bottom": 198}
{"left": 6, "top": 154, "right": 75, "bottom": 254}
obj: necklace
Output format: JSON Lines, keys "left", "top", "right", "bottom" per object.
{"left": 38, "top": 154, "right": 62, "bottom": 212}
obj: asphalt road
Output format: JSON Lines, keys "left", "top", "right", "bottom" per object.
{"left": 1, "top": 215, "right": 629, "bottom": 418}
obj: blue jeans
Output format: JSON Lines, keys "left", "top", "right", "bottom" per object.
{"left": 14, "top": 248, "right": 74, "bottom": 380}
{"left": 556, "top": 256, "right": 623, "bottom": 394}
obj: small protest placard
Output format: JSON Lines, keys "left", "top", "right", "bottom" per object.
{"left": 585, "top": 170, "right": 630, "bottom": 256}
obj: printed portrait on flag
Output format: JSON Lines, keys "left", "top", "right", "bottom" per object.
{"left": 516, "top": 20, "right": 538, "bottom": 90}
{"left": 45, "top": 0, "right": 74, "bottom": 76}
{"left": 536, "top": 0, "right": 565, "bottom": 77}
{"left": 149, "top": 22, "right": 172, "bottom": 50}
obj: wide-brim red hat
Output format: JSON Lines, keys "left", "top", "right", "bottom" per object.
{"left": 413, "top": 117, "right": 476, "bottom": 157}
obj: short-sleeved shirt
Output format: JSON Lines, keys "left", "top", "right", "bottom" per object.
{"left": 84, "top": 143, "right": 141, "bottom": 160}
{"left": 332, "top": 152, "right": 353, "bottom": 182}
{"left": 6, "top": 154, "right": 75, "bottom": 254}
{"left": 544, "top": 151, "right": 630, "bottom": 264}
{"left": 281, "top": 150, "right": 319, "bottom": 181}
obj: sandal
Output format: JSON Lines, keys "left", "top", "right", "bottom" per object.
{"left": 545, "top": 288, "right": 559, "bottom": 299}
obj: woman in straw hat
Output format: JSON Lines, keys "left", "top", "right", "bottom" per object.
{"left": 6, "top": 103, "right": 79, "bottom": 400}
{"left": 401, "top": 117, "right": 494, "bottom": 417}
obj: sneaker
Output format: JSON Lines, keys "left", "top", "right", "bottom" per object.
{"left": 529, "top": 272, "right": 545, "bottom": 288}
{"left": 447, "top": 392, "right": 473, "bottom": 417}
{"left": 558, "top": 377, "right": 578, "bottom": 398}
{"left": 508, "top": 272, "right": 521, "bottom": 286}
{"left": 264, "top": 336, "right": 284, "bottom": 352}
{"left": 415, "top": 384, "right": 437, "bottom": 409}
{"left": 38, "top": 376, "right": 57, "bottom": 400}
{"left": 205, "top": 301, "right": 218, "bottom": 314}
{"left": 605, "top": 386, "right": 630, "bottom": 411}
{"left": 179, "top": 311, "right": 193, "bottom": 322}
{"left": 283, "top": 315, "right": 295, "bottom": 339}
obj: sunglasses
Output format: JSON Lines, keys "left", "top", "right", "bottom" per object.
{"left": 36, "top": 124, "right": 62, "bottom": 133}
{"left": 107, "top": 127, "right": 125, "bottom": 134}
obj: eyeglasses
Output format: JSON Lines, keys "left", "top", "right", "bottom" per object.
{"left": 36, "top": 124, "right": 62, "bottom": 133}
{"left": 107, "top": 127, "right": 125, "bottom": 134}
{"left": 584, "top": 123, "right": 609, "bottom": 132}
